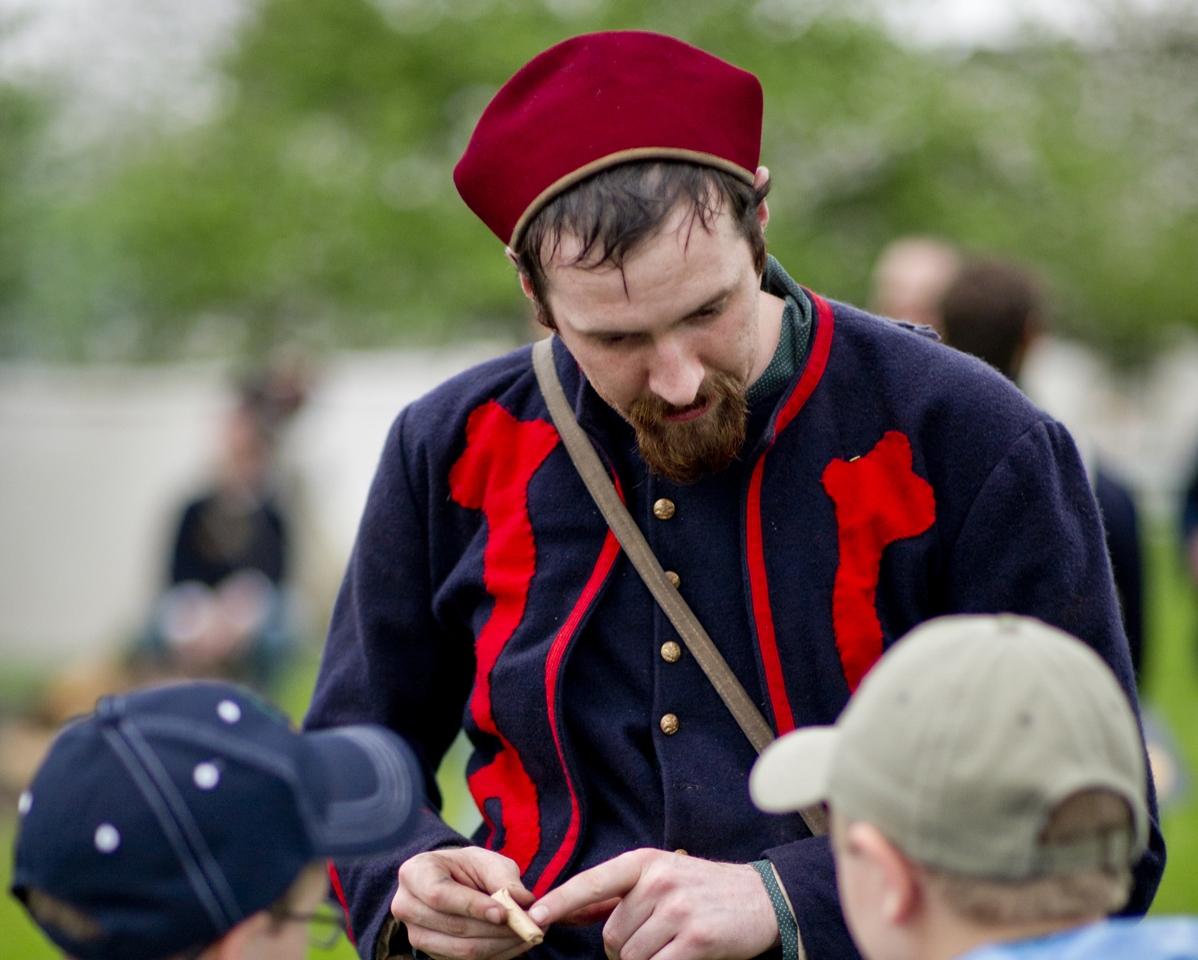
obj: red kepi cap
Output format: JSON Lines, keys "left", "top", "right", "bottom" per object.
{"left": 454, "top": 31, "right": 764, "bottom": 248}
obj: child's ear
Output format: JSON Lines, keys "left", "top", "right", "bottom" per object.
{"left": 847, "top": 822, "right": 921, "bottom": 925}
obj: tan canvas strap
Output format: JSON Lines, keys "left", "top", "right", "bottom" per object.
{"left": 532, "top": 337, "right": 827, "bottom": 837}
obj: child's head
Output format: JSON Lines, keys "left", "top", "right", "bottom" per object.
{"left": 751, "top": 615, "right": 1147, "bottom": 960}
{"left": 11, "top": 681, "right": 423, "bottom": 960}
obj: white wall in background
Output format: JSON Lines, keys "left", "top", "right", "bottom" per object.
{"left": 0, "top": 343, "right": 507, "bottom": 666}
{"left": 2, "top": 335, "right": 1197, "bottom": 667}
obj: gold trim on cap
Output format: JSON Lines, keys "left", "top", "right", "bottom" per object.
{"left": 508, "top": 147, "right": 757, "bottom": 248}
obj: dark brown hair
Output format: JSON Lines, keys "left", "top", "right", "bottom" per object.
{"left": 513, "top": 161, "right": 769, "bottom": 326}
{"left": 941, "top": 259, "right": 1043, "bottom": 381}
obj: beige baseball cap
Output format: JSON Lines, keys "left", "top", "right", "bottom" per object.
{"left": 750, "top": 614, "right": 1149, "bottom": 879}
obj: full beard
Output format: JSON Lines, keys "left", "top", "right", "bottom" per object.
{"left": 626, "top": 370, "right": 749, "bottom": 485}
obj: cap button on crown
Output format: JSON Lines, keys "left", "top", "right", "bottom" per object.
{"left": 654, "top": 498, "right": 676, "bottom": 520}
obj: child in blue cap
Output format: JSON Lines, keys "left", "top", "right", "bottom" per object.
{"left": 11, "top": 680, "right": 423, "bottom": 960}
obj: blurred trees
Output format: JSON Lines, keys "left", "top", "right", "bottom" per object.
{"left": 2, "top": 0, "right": 1197, "bottom": 362}
{"left": 0, "top": 82, "right": 43, "bottom": 354}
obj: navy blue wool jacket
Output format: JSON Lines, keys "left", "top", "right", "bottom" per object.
{"left": 306, "top": 281, "right": 1164, "bottom": 960}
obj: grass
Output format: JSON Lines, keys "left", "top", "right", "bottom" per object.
{"left": 1, "top": 532, "right": 1196, "bottom": 957}
{"left": 1142, "top": 529, "right": 1198, "bottom": 913}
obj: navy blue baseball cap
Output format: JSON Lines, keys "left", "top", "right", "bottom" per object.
{"left": 11, "top": 681, "right": 423, "bottom": 960}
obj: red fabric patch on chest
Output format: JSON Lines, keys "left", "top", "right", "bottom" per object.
{"left": 449, "top": 400, "right": 559, "bottom": 872}
{"left": 821, "top": 431, "right": 936, "bottom": 691}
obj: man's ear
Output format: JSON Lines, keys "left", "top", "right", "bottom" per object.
{"left": 506, "top": 248, "right": 538, "bottom": 303}
{"left": 846, "top": 822, "right": 921, "bottom": 925}
{"left": 754, "top": 165, "right": 771, "bottom": 231}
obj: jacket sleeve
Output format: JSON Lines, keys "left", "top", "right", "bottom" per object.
{"left": 304, "top": 407, "right": 476, "bottom": 957}
{"left": 939, "top": 418, "right": 1164, "bottom": 913}
{"left": 765, "top": 419, "right": 1164, "bottom": 960}
{"left": 764, "top": 837, "right": 856, "bottom": 960}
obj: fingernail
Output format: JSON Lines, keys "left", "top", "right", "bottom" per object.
{"left": 487, "top": 907, "right": 503, "bottom": 924}
{"left": 529, "top": 906, "right": 548, "bottom": 923}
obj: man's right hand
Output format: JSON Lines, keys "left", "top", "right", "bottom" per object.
{"left": 392, "top": 847, "right": 538, "bottom": 960}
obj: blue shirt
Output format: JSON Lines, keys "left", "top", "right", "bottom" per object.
{"left": 962, "top": 919, "right": 1198, "bottom": 960}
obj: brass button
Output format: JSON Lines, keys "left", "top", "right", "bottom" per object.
{"left": 664, "top": 570, "right": 681, "bottom": 589}
{"left": 653, "top": 498, "right": 676, "bottom": 520}
{"left": 660, "top": 713, "right": 679, "bottom": 735}
{"left": 661, "top": 641, "right": 682, "bottom": 663}
{"left": 675, "top": 848, "right": 688, "bottom": 856}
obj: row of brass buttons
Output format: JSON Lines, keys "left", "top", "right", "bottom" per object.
{"left": 656, "top": 499, "right": 680, "bottom": 736}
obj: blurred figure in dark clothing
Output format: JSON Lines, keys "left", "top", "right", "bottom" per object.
{"left": 942, "top": 259, "right": 1145, "bottom": 681}
{"left": 134, "top": 367, "right": 307, "bottom": 688}
{"left": 1183, "top": 463, "right": 1198, "bottom": 595}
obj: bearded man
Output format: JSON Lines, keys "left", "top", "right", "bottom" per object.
{"left": 304, "top": 31, "right": 1163, "bottom": 960}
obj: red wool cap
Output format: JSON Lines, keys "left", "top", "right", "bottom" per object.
{"left": 454, "top": 31, "right": 764, "bottom": 247}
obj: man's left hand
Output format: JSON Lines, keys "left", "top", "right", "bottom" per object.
{"left": 527, "top": 849, "right": 781, "bottom": 960}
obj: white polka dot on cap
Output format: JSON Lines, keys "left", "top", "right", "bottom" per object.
{"left": 17, "top": 791, "right": 31, "bottom": 816}
{"left": 193, "top": 762, "right": 221, "bottom": 791}
{"left": 94, "top": 823, "right": 120, "bottom": 854}
{"left": 217, "top": 700, "right": 241, "bottom": 724}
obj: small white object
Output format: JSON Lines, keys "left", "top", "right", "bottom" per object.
{"left": 17, "top": 791, "right": 32, "bottom": 816}
{"left": 94, "top": 823, "right": 121, "bottom": 853}
{"left": 193, "top": 762, "right": 221, "bottom": 790}
{"left": 216, "top": 700, "right": 241, "bottom": 724}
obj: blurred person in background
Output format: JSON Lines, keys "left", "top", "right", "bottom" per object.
{"left": 940, "top": 259, "right": 1145, "bottom": 682}
{"left": 132, "top": 366, "right": 308, "bottom": 689}
{"left": 869, "top": 236, "right": 962, "bottom": 334}
{"left": 1183, "top": 462, "right": 1198, "bottom": 608}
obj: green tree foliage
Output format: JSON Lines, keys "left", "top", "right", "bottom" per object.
{"left": 9, "top": 0, "right": 1198, "bottom": 360}
{"left": 0, "top": 82, "right": 44, "bottom": 352}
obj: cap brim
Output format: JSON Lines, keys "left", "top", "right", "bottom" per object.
{"left": 300, "top": 726, "right": 423, "bottom": 858}
{"left": 750, "top": 726, "right": 839, "bottom": 813}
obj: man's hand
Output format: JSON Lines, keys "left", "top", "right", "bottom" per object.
{"left": 528, "top": 849, "right": 781, "bottom": 960}
{"left": 392, "top": 847, "right": 537, "bottom": 960}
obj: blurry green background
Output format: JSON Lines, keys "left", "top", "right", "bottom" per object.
{"left": 1, "top": 0, "right": 1197, "bottom": 363}
{"left": 2, "top": 0, "right": 1198, "bottom": 955}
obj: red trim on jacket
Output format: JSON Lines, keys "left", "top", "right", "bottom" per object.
{"left": 450, "top": 401, "right": 560, "bottom": 872}
{"left": 822, "top": 431, "right": 936, "bottom": 690}
{"left": 327, "top": 860, "right": 355, "bottom": 947}
{"left": 534, "top": 526, "right": 622, "bottom": 896}
{"left": 745, "top": 293, "right": 835, "bottom": 734}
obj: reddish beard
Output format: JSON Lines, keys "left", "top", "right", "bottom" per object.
{"left": 626, "top": 370, "right": 748, "bottom": 485}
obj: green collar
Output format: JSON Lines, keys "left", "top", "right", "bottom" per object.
{"left": 746, "top": 256, "right": 814, "bottom": 405}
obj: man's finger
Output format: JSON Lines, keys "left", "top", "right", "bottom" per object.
{"left": 393, "top": 887, "right": 518, "bottom": 940}
{"left": 609, "top": 911, "right": 678, "bottom": 960}
{"left": 529, "top": 852, "right": 645, "bottom": 926}
{"left": 405, "top": 924, "right": 529, "bottom": 960}
{"left": 556, "top": 896, "right": 621, "bottom": 927}
{"left": 402, "top": 855, "right": 515, "bottom": 925}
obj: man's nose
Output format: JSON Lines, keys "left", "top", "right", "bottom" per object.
{"left": 646, "top": 340, "right": 705, "bottom": 408}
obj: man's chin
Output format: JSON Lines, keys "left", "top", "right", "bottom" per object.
{"left": 630, "top": 389, "right": 748, "bottom": 485}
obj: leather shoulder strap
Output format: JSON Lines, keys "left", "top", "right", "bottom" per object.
{"left": 532, "top": 339, "right": 827, "bottom": 836}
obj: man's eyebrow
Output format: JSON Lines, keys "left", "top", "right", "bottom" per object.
{"left": 679, "top": 286, "right": 736, "bottom": 321}
{"left": 579, "top": 285, "right": 738, "bottom": 339}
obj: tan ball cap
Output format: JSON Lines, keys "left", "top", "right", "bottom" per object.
{"left": 750, "top": 614, "right": 1148, "bottom": 880}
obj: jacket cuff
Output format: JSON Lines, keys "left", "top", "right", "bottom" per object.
{"left": 764, "top": 837, "right": 859, "bottom": 960}
{"left": 750, "top": 860, "right": 801, "bottom": 960}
